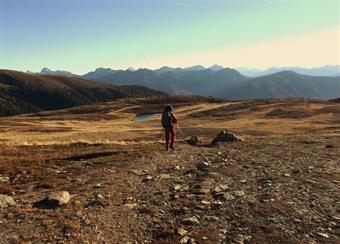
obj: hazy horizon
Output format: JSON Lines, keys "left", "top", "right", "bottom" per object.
{"left": 0, "top": 0, "right": 339, "bottom": 73}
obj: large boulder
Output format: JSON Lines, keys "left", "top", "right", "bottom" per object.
{"left": 33, "top": 191, "right": 70, "bottom": 209}
{"left": 211, "top": 130, "right": 243, "bottom": 145}
{"left": 0, "top": 194, "right": 15, "bottom": 208}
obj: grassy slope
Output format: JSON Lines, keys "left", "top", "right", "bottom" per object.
{"left": 0, "top": 69, "right": 166, "bottom": 116}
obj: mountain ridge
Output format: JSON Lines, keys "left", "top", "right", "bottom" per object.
{"left": 0, "top": 69, "right": 165, "bottom": 116}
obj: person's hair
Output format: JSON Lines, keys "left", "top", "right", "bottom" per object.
{"left": 164, "top": 105, "right": 173, "bottom": 112}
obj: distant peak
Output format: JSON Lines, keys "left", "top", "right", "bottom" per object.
{"left": 94, "top": 67, "right": 114, "bottom": 72}
{"left": 41, "top": 67, "right": 51, "bottom": 73}
{"left": 209, "top": 64, "right": 223, "bottom": 71}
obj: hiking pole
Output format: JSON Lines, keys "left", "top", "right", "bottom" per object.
{"left": 176, "top": 123, "right": 185, "bottom": 138}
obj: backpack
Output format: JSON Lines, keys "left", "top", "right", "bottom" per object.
{"left": 161, "top": 111, "right": 172, "bottom": 128}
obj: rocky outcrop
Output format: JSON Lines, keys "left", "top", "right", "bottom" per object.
{"left": 211, "top": 130, "right": 243, "bottom": 145}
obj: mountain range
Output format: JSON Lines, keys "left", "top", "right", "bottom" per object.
{"left": 76, "top": 66, "right": 339, "bottom": 100}
{"left": 21, "top": 64, "right": 340, "bottom": 101}
{"left": 0, "top": 70, "right": 164, "bottom": 116}
{"left": 236, "top": 65, "right": 340, "bottom": 77}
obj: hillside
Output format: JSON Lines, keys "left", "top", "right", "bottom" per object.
{"left": 217, "top": 71, "right": 340, "bottom": 100}
{"left": 89, "top": 68, "right": 247, "bottom": 96}
{"left": 330, "top": 97, "right": 340, "bottom": 103}
{"left": 0, "top": 70, "right": 165, "bottom": 116}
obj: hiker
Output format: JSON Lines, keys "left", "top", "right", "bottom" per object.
{"left": 161, "top": 105, "right": 178, "bottom": 150}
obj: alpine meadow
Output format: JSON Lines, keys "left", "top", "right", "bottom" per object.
{"left": 0, "top": 1, "right": 339, "bottom": 243}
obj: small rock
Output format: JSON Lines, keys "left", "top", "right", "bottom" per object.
{"left": 205, "top": 216, "right": 220, "bottom": 222}
{"left": 48, "top": 191, "right": 70, "bottom": 204}
{"left": 223, "top": 193, "right": 235, "bottom": 201}
{"left": 233, "top": 191, "right": 245, "bottom": 197}
{"left": 129, "top": 169, "right": 148, "bottom": 176}
{"left": 202, "top": 236, "right": 208, "bottom": 240}
{"left": 0, "top": 194, "right": 15, "bottom": 208}
{"left": 305, "top": 179, "right": 318, "bottom": 185}
{"left": 177, "top": 228, "right": 188, "bottom": 236}
{"left": 325, "top": 144, "right": 334, "bottom": 148}
{"left": 96, "top": 193, "right": 104, "bottom": 199}
{"left": 94, "top": 183, "right": 102, "bottom": 188}
{"left": 186, "top": 136, "right": 200, "bottom": 146}
{"left": 212, "top": 200, "right": 223, "bottom": 208}
{"left": 173, "top": 184, "right": 183, "bottom": 191}
{"left": 284, "top": 173, "right": 290, "bottom": 177}
{"left": 86, "top": 199, "right": 108, "bottom": 208}
{"left": 33, "top": 191, "right": 70, "bottom": 209}
{"left": 181, "top": 216, "right": 200, "bottom": 226}
{"left": 159, "top": 174, "right": 171, "bottom": 179}
{"left": 201, "top": 200, "right": 210, "bottom": 205}
{"left": 316, "top": 232, "right": 329, "bottom": 238}
{"left": 196, "top": 161, "right": 210, "bottom": 171}
{"left": 142, "top": 175, "right": 154, "bottom": 182}
{"left": 0, "top": 176, "right": 10, "bottom": 183}
{"left": 124, "top": 203, "right": 138, "bottom": 209}
{"left": 180, "top": 236, "right": 192, "bottom": 244}
{"left": 214, "top": 184, "right": 229, "bottom": 193}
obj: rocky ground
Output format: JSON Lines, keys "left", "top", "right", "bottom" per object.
{"left": 0, "top": 98, "right": 339, "bottom": 243}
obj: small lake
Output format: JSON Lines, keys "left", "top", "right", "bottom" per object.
{"left": 133, "top": 113, "right": 161, "bottom": 122}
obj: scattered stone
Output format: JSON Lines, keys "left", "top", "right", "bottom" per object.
{"left": 202, "top": 236, "right": 208, "bottom": 240}
{"left": 96, "top": 193, "right": 104, "bottom": 199}
{"left": 223, "top": 193, "right": 235, "bottom": 201}
{"left": 94, "top": 183, "right": 102, "bottom": 188}
{"left": 0, "top": 194, "right": 15, "bottom": 208}
{"left": 325, "top": 144, "right": 334, "bottom": 148}
{"left": 211, "top": 130, "right": 243, "bottom": 145}
{"left": 0, "top": 176, "right": 10, "bottom": 183}
{"left": 181, "top": 216, "right": 200, "bottom": 226}
{"left": 180, "top": 236, "right": 196, "bottom": 244}
{"left": 186, "top": 136, "right": 200, "bottom": 146}
{"left": 196, "top": 161, "right": 210, "bottom": 171}
{"left": 214, "top": 184, "right": 229, "bottom": 193}
{"left": 316, "top": 232, "right": 329, "bottom": 238}
{"left": 159, "top": 174, "right": 171, "bottom": 179}
{"left": 142, "top": 175, "right": 154, "bottom": 182}
{"left": 33, "top": 191, "right": 70, "bottom": 209}
{"left": 177, "top": 228, "right": 188, "bottom": 236}
{"left": 201, "top": 200, "right": 210, "bottom": 205}
{"left": 124, "top": 203, "right": 138, "bottom": 209}
{"left": 129, "top": 169, "right": 148, "bottom": 176}
{"left": 86, "top": 199, "right": 108, "bottom": 208}
{"left": 284, "top": 173, "right": 290, "bottom": 177}
{"left": 173, "top": 184, "right": 183, "bottom": 191}
{"left": 212, "top": 200, "right": 223, "bottom": 208}
{"left": 305, "top": 179, "right": 318, "bottom": 185}
{"left": 205, "top": 216, "right": 220, "bottom": 222}
{"left": 240, "top": 179, "right": 247, "bottom": 183}
{"left": 233, "top": 191, "right": 245, "bottom": 197}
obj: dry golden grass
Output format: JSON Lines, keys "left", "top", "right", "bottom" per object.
{"left": 0, "top": 99, "right": 339, "bottom": 146}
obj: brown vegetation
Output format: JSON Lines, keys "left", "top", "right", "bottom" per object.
{"left": 0, "top": 97, "right": 339, "bottom": 243}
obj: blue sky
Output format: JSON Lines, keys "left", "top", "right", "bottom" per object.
{"left": 0, "top": 0, "right": 339, "bottom": 74}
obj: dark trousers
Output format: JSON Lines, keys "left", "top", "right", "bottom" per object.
{"left": 164, "top": 126, "right": 176, "bottom": 150}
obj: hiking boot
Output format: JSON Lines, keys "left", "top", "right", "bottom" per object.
{"left": 170, "top": 146, "right": 175, "bottom": 150}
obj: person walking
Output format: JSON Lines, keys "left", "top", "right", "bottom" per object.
{"left": 161, "top": 105, "right": 178, "bottom": 150}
